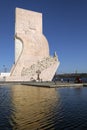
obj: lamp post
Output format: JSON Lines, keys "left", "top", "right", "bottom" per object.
{"left": 36, "top": 70, "right": 41, "bottom": 81}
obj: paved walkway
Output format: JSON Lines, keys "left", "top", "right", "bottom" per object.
{"left": 22, "top": 81, "right": 87, "bottom": 88}
{"left": 0, "top": 81, "right": 87, "bottom": 88}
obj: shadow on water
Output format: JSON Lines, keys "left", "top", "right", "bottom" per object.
{"left": 1, "top": 85, "right": 87, "bottom": 129}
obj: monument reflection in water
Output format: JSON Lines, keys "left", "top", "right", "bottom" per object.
{"left": 9, "top": 85, "right": 59, "bottom": 130}
{"left": 1, "top": 85, "right": 87, "bottom": 129}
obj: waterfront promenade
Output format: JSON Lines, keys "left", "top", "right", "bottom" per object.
{"left": 0, "top": 81, "right": 87, "bottom": 88}
{"left": 22, "top": 81, "right": 87, "bottom": 88}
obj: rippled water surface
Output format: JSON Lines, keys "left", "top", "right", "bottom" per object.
{"left": 0, "top": 85, "right": 87, "bottom": 129}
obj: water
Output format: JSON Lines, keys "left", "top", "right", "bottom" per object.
{"left": 0, "top": 85, "right": 87, "bottom": 129}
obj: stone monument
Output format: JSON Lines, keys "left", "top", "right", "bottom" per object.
{"left": 7, "top": 8, "right": 60, "bottom": 81}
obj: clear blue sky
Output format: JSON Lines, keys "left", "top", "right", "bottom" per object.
{"left": 0, "top": 0, "right": 87, "bottom": 73}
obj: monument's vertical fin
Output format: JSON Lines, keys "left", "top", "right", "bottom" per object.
{"left": 7, "top": 8, "right": 60, "bottom": 81}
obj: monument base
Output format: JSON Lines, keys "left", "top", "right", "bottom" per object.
{"left": 6, "top": 55, "right": 60, "bottom": 81}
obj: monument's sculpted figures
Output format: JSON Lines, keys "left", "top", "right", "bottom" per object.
{"left": 7, "top": 8, "right": 60, "bottom": 81}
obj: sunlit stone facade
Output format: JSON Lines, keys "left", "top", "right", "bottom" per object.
{"left": 6, "top": 8, "right": 60, "bottom": 81}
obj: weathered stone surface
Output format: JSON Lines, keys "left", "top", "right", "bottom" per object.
{"left": 6, "top": 8, "right": 60, "bottom": 81}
